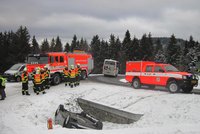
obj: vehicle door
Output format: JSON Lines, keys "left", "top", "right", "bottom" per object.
{"left": 141, "top": 65, "right": 154, "bottom": 84}
{"left": 153, "top": 65, "right": 166, "bottom": 86}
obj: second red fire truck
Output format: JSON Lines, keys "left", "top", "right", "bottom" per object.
{"left": 125, "top": 61, "right": 198, "bottom": 93}
{"left": 26, "top": 51, "right": 94, "bottom": 85}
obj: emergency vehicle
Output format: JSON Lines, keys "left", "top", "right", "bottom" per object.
{"left": 125, "top": 61, "right": 198, "bottom": 93}
{"left": 26, "top": 51, "right": 94, "bottom": 85}
{"left": 103, "top": 59, "right": 119, "bottom": 77}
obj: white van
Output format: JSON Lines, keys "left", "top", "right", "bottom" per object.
{"left": 3, "top": 63, "right": 26, "bottom": 82}
{"left": 103, "top": 59, "right": 119, "bottom": 77}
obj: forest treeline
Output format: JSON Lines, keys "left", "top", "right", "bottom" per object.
{"left": 0, "top": 26, "right": 199, "bottom": 74}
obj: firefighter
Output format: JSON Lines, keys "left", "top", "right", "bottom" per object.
{"left": 31, "top": 69, "right": 36, "bottom": 93}
{"left": 63, "top": 65, "right": 69, "bottom": 86}
{"left": 34, "top": 69, "right": 42, "bottom": 95}
{"left": 0, "top": 74, "right": 6, "bottom": 100}
{"left": 21, "top": 67, "right": 30, "bottom": 96}
{"left": 44, "top": 66, "right": 50, "bottom": 89}
{"left": 40, "top": 68, "right": 46, "bottom": 94}
{"left": 75, "top": 63, "right": 82, "bottom": 86}
{"left": 69, "top": 65, "right": 76, "bottom": 88}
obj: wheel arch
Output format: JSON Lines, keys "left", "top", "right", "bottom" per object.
{"left": 131, "top": 76, "right": 140, "bottom": 85}
{"left": 166, "top": 77, "right": 177, "bottom": 85}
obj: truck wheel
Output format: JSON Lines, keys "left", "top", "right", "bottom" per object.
{"left": 167, "top": 80, "right": 180, "bottom": 93}
{"left": 16, "top": 76, "right": 21, "bottom": 82}
{"left": 81, "top": 71, "right": 87, "bottom": 80}
{"left": 53, "top": 73, "right": 61, "bottom": 85}
{"left": 132, "top": 78, "right": 141, "bottom": 89}
{"left": 182, "top": 86, "right": 193, "bottom": 93}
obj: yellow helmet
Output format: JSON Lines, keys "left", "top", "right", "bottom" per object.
{"left": 36, "top": 70, "right": 40, "bottom": 74}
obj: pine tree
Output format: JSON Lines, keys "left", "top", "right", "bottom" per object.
{"left": 71, "top": 35, "right": 78, "bottom": 52}
{"left": 79, "top": 38, "right": 89, "bottom": 52}
{"left": 131, "top": 36, "right": 140, "bottom": 60}
{"left": 154, "top": 39, "right": 166, "bottom": 62}
{"left": 188, "top": 36, "right": 195, "bottom": 48}
{"left": 139, "top": 33, "right": 154, "bottom": 61}
{"left": 115, "top": 37, "right": 121, "bottom": 61}
{"left": 154, "top": 39, "right": 162, "bottom": 53}
{"left": 15, "top": 26, "right": 31, "bottom": 62}
{"left": 109, "top": 34, "right": 116, "bottom": 59}
{"left": 165, "top": 34, "right": 180, "bottom": 66}
{"left": 50, "top": 38, "right": 56, "bottom": 52}
{"left": 54, "top": 36, "right": 63, "bottom": 52}
{"left": 120, "top": 30, "right": 131, "bottom": 73}
{"left": 64, "top": 42, "right": 70, "bottom": 52}
{"left": 41, "top": 39, "right": 50, "bottom": 53}
{"left": 31, "top": 36, "right": 40, "bottom": 54}
{"left": 90, "top": 35, "right": 101, "bottom": 73}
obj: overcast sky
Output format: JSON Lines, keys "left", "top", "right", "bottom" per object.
{"left": 0, "top": 0, "right": 199, "bottom": 44}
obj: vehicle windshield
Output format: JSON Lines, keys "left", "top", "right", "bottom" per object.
{"left": 27, "top": 56, "right": 48, "bottom": 64}
{"left": 104, "top": 61, "right": 116, "bottom": 66}
{"left": 9, "top": 64, "right": 23, "bottom": 70}
{"left": 164, "top": 65, "right": 179, "bottom": 72}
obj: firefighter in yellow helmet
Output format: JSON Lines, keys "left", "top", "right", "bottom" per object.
{"left": 21, "top": 67, "right": 30, "bottom": 95}
{"left": 69, "top": 65, "right": 76, "bottom": 88}
{"left": 75, "top": 63, "right": 82, "bottom": 86}
{"left": 33, "top": 68, "right": 46, "bottom": 95}
{"left": 40, "top": 68, "right": 46, "bottom": 94}
{"left": 63, "top": 65, "right": 69, "bottom": 86}
{"left": 0, "top": 74, "right": 6, "bottom": 100}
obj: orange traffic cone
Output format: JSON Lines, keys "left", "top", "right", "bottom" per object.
{"left": 47, "top": 118, "right": 53, "bottom": 129}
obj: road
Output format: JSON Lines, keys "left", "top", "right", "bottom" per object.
{"left": 88, "top": 74, "right": 200, "bottom": 94}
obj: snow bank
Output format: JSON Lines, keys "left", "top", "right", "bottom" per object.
{"left": 1, "top": 77, "right": 200, "bottom": 134}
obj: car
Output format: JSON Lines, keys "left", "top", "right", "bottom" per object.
{"left": 125, "top": 61, "right": 198, "bottom": 93}
{"left": 3, "top": 63, "right": 26, "bottom": 82}
{"left": 55, "top": 104, "right": 103, "bottom": 130}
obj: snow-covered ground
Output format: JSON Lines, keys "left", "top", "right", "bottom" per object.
{"left": 1, "top": 76, "right": 200, "bottom": 134}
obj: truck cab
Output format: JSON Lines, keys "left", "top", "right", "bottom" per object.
{"left": 125, "top": 61, "right": 198, "bottom": 93}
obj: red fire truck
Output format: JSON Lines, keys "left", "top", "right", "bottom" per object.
{"left": 125, "top": 61, "right": 198, "bottom": 93}
{"left": 26, "top": 51, "right": 94, "bottom": 85}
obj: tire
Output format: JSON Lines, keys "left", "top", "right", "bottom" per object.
{"left": 52, "top": 73, "right": 61, "bottom": 85}
{"left": 132, "top": 78, "right": 141, "bottom": 89}
{"left": 16, "top": 76, "right": 21, "bottom": 82}
{"left": 96, "top": 121, "right": 103, "bottom": 130}
{"left": 81, "top": 71, "right": 87, "bottom": 80}
{"left": 182, "top": 86, "right": 193, "bottom": 93}
{"left": 167, "top": 80, "right": 180, "bottom": 93}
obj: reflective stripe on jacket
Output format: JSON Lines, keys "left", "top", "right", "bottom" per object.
{"left": 69, "top": 69, "right": 76, "bottom": 78}
{"left": 44, "top": 70, "right": 50, "bottom": 79}
{"left": 21, "top": 72, "right": 28, "bottom": 83}
{"left": 0, "top": 77, "right": 6, "bottom": 87}
{"left": 34, "top": 74, "right": 42, "bottom": 84}
{"left": 63, "top": 69, "right": 69, "bottom": 77}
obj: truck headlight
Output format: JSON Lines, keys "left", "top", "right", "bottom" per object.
{"left": 182, "top": 75, "right": 187, "bottom": 79}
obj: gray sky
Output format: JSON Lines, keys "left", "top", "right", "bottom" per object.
{"left": 0, "top": 0, "right": 199, "bottom": 44}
